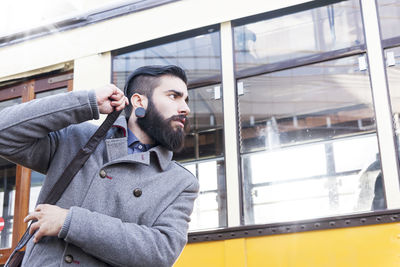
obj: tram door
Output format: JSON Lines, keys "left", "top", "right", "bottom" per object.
{"left": 0, "top": 72, "right": 72, "bottom": 264}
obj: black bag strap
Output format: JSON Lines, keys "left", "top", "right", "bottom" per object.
{"left": 5, "top": 110, "right": 122, "bottom": 266}
{"left": 43, "top": 110, "right": 121, "bottom": 205}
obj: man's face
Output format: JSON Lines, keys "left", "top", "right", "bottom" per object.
{"left": 137, "top": 75, "right": 190, "bottom": 152}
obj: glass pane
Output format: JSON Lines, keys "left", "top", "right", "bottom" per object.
{"left": 234, "top": 0, "right": 363, "bottom": 71}
{"left": 174, "top": 84, "right": 224, "bottom": 162}
{"left": 112, "top": 31, "right": 226, "bottom": 230}
{"left": 238, "top": 55, "right": 374, "bottom": 153}
{"left": 0, "top": 153, "right": 16, "bottom": 249}
{"left": 185, "top": 159, "right": 226, "bottom": 231}
{"left": 35, "top": 87, "right": 68, "bottom": 99}
{"left": 378, "top": 0, "right": 400, "bottom": 40}
{"left": 243, "top": 135, "right": 381, "bottom": 225}
{"left": 0, "top": 98, "right": 21, "bottom": 112}
{"left": 29, "top": 171, "right": 45, "bottom": 212}
{"left": 239, "top": 55, "right": 384, "bottom": 225}
{"left": 112, "top": 31, "right": 221, "bottom": 88}
{"left": 0, "top": 97, "right": 21, "bottom": 248}
{"left": 386, "top": 47, "right": 400, "bottom": 166}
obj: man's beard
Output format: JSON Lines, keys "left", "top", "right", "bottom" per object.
{"left": 137, "top": 100, "right": 188, "bottom": 152}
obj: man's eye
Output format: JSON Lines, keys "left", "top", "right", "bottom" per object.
{"left": 169, "top": 94, "right": 176, "bottom": 99}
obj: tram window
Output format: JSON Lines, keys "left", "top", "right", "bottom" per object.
{"left": 112, "top": 31, "right": 227, "bottom": 230}
{"left": 234, "top": 0, "right": 363, "bottom": 71}
{"left": 112, "top": 31, "right": 221, "bottom": 89}
{"left": 377, "top": 0, "right": 400, "bottom": 40}
{"left": 35, "top": 87, "right": 68, "bottom": 99}
{"left": 0, "top": 97, "right": 22, "bottom": 248}
{"left": 238, "top": 55, "right": 383, "bottom": 225}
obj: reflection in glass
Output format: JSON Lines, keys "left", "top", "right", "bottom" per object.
{"left": 386, "top": 46, "right": 400, "bottom": 169}
{"left": 30, "top": 171, "right": 45, "bottom": 212}
{"left": 174, "top": 84, "right": 224, "bottom": 162}
{"left": 377, "top": 0, "right": 400, "bottom": 40}
{"left": 35, "top": 87, "right": 68, "bottom": 99}
{"left": 239, "top": 55, "right": 384, "bottom": 225}
{"left": 238, "top": 55, "right": 374, "bottom": 153}
{"left": 243, "top": 135, "right": 381, "bottom": 224}
{"left": 185, "top": 160, "right": 226, "bottom": 230}
{"left": 112, "top": 31, "right": 226, "bottom": 230}
{"left": 234, "top": 0, "right": 363, "bottom": 71}
{"left": 0, "top": 158, "right": 16, "bottom": 249}
{"left": 112, "top": 31, "right": 221, "bottom": 88}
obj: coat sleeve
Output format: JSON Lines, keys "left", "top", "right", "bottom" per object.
{"left": 0, "top": 90, "right": 99, "bottom": 173}
{"left": 59, "top": 179, "right": 199, "bottom": 267}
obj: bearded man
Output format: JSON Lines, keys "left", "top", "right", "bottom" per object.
{"left": 0, "top": 65, "right": 199, "bottom": 266}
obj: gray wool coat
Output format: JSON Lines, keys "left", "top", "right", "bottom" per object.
{"left": 0, "top": 90, "right": 199, "bottom": 267}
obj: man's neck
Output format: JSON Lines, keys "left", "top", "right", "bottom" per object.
{"left": 127, "top": 117, "right": 155, "bottom": 145}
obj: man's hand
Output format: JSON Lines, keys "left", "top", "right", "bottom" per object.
{"left": 95, "top": 84, "right": 129, "bottom": 114}
{"left": 24, "top": 204, "right": 69, "bottom": 243}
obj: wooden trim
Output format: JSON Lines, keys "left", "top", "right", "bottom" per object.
{"left": 67, "top": 79, "right": 73, "bottom": 92}
{"left": 22, "top": 80, "right": 35, "bottom": 102}
{"left": 0, "top": 83, "right": 24, "bottom": 102}
{"left": 12, "top": 166, "right": 31, "bottom": 248}
{"left": 34, "top": 71, "right": 73, "bottom": 93}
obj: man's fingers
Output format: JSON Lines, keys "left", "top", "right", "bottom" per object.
{"left": 33, "top": 228, "right": 45, "bottom": 243}
{"left": 29, "top": 222, "right": 40, "bottom": 235}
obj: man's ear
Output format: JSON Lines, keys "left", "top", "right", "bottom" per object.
{"left": 130, "top": 93, "right": 148, "bottom": 110}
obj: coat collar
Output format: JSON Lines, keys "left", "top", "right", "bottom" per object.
{"left": 104, "top": 116, "right": 173, "bottom": 172}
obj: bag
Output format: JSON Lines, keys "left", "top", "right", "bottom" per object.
{"left": 4, "top": 110, "right": 122, "bottom": 266}
{"left": 6, "top": 251, "right": 24, "bottom": 267}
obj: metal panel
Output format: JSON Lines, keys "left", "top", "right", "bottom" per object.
{"left": 360, "top": 0, "right": 400, "bottom": 208}
{"left": 220, "top": 21, "right": 241, "bottom": 227}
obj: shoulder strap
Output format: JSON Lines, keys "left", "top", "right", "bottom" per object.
{"left": 5, "top": 110, "right": 123, "bottom": 266}
{"left": 43, "top": 110, "right": 122, "bottom": 205}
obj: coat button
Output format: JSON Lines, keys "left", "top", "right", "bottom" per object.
{"left": 64, "top": 254, "right": 73, "bottom": 264}
{"left": 133, "top": 188, "right": 142, "bottom": 197}
{"left": 99, "top": 169, "right": 106, "bottom": 178}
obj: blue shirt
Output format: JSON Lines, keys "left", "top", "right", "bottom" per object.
{"left": 127, "top": 128, "right": 154, "bottom": 154}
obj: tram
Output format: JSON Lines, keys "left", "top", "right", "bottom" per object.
{"left": 1, "top": 0, "right": 400, "bottom": 266}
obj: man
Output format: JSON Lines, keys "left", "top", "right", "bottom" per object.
{"left": 0, "top": 65, "right": 199, "bottom": 266}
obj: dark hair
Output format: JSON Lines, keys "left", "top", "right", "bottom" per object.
{"left": 124, "top": 65, "right": 188, "bottom": 119}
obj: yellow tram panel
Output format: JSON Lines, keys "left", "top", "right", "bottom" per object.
{"left": 175, "top": 222, "right": 400, "bottom": 267}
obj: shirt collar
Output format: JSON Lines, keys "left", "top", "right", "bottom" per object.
{"left": 127, "top": 128, "right": 154, "bottom": 152}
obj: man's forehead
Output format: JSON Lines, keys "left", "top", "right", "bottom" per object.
{"left": 155, "top": 76, "right": 188, "bottom": 94}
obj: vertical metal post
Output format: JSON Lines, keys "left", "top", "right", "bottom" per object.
{"left": 360, "top": 0, "right": 400, "bottom": 208}
{"left": 220, "top": 21, "right": 241, "bottom": 226}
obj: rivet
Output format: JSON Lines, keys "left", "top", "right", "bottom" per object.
{"left": 300, "top": 225, "right": 306, "bottom": 230}
{"left": 329, "top": 221, "right": 335, "bottom": 226}
{"left": 244, "top": 231, "right": 249, "bottom": 235}
{"left": 286, "top": 227, "right": 291, "bottom": 231}
{"left": 360, "top": 218, "right": 366, "bottom": 223}
{"left": 376, "top": 217, "right": 382, "bottom": 221}
{"left": 258, "top": 230, "right": 262, "bottom": 234}
{"left": 345, "top": 220, "right": 351, "bottom": 225}
{"left": 271, "top": 228, "right": 276, "bottom": 233}
{"left": 217, "top": 234, "right": 222, "bottom": 238}
{"left": 314, "top": 223, "right": 320, "bottom": 228}
{"left": 231, "top": 233, "right": 235, "bottom": 237}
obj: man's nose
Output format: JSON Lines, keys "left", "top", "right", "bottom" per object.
{"left": 179, "top": 101, "right": 190, "bottom": 116}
